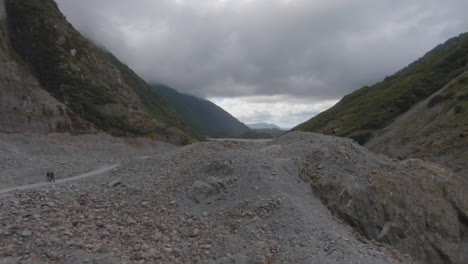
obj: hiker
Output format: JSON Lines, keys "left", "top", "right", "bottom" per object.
{"left": 322, "top": 128, "right": 327, "bottom": 134}
{"left": 46, "top": 170, "right": 55, "bottom": 183}
{"left": 332, "top": 128, "right": 337, "bottom": 135}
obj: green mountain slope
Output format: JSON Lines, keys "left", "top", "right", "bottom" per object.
{"left": 366, "top": 70, "right": 468, "bottom": 175}
{"left": 293, "top": 33, "right": 468, "bottom": 144}
{"left": 4, "top": 0, "right": 197, "bottom": 143}
{"left": 153, "top": 85, "right": 251, "bottom": 137}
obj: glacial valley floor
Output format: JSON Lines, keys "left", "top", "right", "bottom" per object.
{"left": 0, "top": 132, "right": 418, "bottom": 263}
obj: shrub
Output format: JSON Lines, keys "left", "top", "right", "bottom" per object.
{"left": 454, "top": 105, "right": 464, "bottom": 113}
{"left": 427, "top": 92, "right": 454, "bottom": 107}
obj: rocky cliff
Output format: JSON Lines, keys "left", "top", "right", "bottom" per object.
{"left": 297, "top": 132, "right": 467, "bottom": 264}
{"left": 1, "top": 0, "right": 196, "bottom": 144}
{"left": 0, "top": 0, "right": 93, "bottom": 134}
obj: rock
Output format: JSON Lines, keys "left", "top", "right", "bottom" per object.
{"left": 301, "top": 147, "right": 468, "bottom": 264}
{"left": 190, "top": 228, "right": 200, "bottom": 237}
{"left": 187, "top": 179, "right": 223, "bottom": 203}
{"left": 107, "top": 180, "right": 122, "bottom": 188}
{"left": 146, "top": 248, "right": 160, "bottom": 258}
{"left": 45, "top": 202, "right": 56, "bottom": 207}
{"left": 163, "top": 247, "right": 173, "bottom": 254}
{"left": 127, "top": 217, "right": 137, "bottom": 225}
{"left": 21, "top": 230, "right": 32, "bottom": 237}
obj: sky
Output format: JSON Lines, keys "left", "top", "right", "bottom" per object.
{"left": 55, "top": 0, "right": 468, "bottom": 129}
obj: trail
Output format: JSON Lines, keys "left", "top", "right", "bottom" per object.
{"left": 0, "top": 163, "right": 119, "bottom": 194}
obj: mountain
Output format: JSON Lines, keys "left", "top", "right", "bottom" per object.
{"left": 0, "top": 1, "right": 94, "bottom": 134}
{"left": 2, "top": 0, "right": 197, "bottom": 144}
{"left": 366, "top": 70, "right": 468, "bottom": 176}
{"left": 153, "top": 84, "right": 251, "bottom": 137}
{"left": 247, "top": 123, "right": 280, "bottom": 129}
{"left": 293, "top": 33, "right": 468, "bottom": 145}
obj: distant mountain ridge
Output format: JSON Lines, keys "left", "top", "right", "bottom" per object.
{"left": 1, "top": 0, "right": 198, "bottom": 144}
{"left": 153, "top": 84, "right": 251, "bottom": 137}
{"left": 248, "top": 123, "right": 280, "bottom": 129}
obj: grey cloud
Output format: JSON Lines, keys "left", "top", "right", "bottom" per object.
{"left": 56, "top": 0, "right": 468, "bottom": 100}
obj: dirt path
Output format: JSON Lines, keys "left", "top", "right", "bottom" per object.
{"left": 0, "top": 163, "right": 119, "bottom": 194}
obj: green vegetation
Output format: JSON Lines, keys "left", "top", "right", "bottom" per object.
{"left": 293, "top": 33, "right": 468, "bottom": 144}
{"left": 106, "top": 54, "right": 200, "bottom": 141}
{"left": 427, "top": 92, "right": 455, "bottom": 107}
{"left": 438, "top": 72, "right": 468, "bottom": 117}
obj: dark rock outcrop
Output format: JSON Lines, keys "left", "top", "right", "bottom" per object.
{"left": 299, "top": 135, "right": 467, "bottom": 264}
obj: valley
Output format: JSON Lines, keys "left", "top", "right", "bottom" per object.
{"left": 0, "top": 0, "right": 467, "bottom": 263}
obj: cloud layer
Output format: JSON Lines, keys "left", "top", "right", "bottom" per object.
{"left": 210, "top": 95, "right": 338, "bottom": 128}
{"left": 55, "top": 0, "right": 468, "bottom": 126}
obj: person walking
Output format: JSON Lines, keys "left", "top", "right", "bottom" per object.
{"left": 46, "top": 170, "right": 55, "bottom": 183}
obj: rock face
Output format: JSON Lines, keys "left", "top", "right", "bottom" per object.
{"left": 1, "top": 0, "right": 196, "bottom": 143}
{"left": 366, "top": 70, "right": 468, "bottom": 177}
{"left": 298, "top": 133, "right": 467, "bottom": 264}
{"left": 0, "top": 4, "right": 93, "bottom": 134}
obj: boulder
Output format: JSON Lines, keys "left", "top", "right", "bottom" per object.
{"left": 187, "top": 177, "right": 225, "bottom": 203}
{"left": 107, "top": 180, "right": 121, "bottom": 188}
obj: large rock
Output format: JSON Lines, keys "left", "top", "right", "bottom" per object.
{"left": 187, "top": 176, "right": 225, "bottom": 203}
{"left": 299, "top": 140, "right": 467, "bottom": 264}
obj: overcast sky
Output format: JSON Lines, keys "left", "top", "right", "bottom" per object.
{"left": 56, "top": 0, "right": 468, "bottom": 128}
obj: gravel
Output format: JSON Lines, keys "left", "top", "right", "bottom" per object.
{"left": 0, "top": 133, "right": 176, "bottom": 189}
{"left": 0, "top": 132, "right": 416, "bottom": 263}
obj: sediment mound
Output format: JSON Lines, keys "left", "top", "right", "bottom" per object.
{"left": 0, "top": 132, "right": 465, "bottom": 263}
